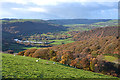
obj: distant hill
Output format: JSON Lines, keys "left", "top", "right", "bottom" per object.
{"left": 47, "top": 19, "right": 112, "bottom": 25}
{"left": 2, "top": 19, "right": 66, "bottom": 35}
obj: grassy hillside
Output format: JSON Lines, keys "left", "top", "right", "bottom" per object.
{"left": 2, "top": 53, "right": 117, "bottom": 78}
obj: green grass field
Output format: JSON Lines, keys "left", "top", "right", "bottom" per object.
{"left": 23, "top": 47, "right": 42, "bottom": 49}
{"left": 104, "top": 56, "right": 118, "bottom": 63}
{"left": 64, "top": 24, "right": 89, "bottom": 31}
{"left": 0, "top": 53, "right": 1, "bottom": 80}
{"left": 2, "top": 53, "right": 118, "bottom": 78}
{"left": 49, "top": 38, "right": 74, "bottom": 45}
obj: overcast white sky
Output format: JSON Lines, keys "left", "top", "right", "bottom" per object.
{"left": 0, "top": 0, "right": 119, "bottom": 19}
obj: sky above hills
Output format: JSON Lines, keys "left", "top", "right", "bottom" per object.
{"left": 0, "top": 0, "right": 119, "bottom": 19}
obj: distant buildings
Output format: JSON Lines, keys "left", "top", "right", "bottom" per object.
{"left": 14, "top": 39, "right": 49, "bottom": 44}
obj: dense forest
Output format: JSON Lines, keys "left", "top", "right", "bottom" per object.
{"left": 73, "top": 26, "right": 118, "bottom": 41}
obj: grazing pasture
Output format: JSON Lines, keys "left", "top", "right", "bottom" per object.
{"left": 2, "top": 53, "right": 117, "bottom": 78}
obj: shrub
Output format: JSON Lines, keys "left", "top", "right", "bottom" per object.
{"left": 32, "top": 49, "right": 49, "bottom": 59}
{"left": 24, "top": 49, "right": 37, "bottom": 56}
{"left": 29, "top": 53, "right": 33, "bottom": 57}
{"left": 18, "top": 51, "right": 25, "bottom": 56}
{"left": 70, "top": 60, "right": 77, "bottom": 67}
{"left": 70, "top": 58, "right": 81, "bottom": 68}
{"left": 60, "top": 60, "right": 66, "bottom": 64}
{"left": 79, "top": 57, "right": 90, "bottom": 70}
{"left": 103, "top": 62, "right": 114, "bottom": 72}
{"left": 95, "top": 60, "right": 106, "bottom": 72}
{"left": 49, "top": 50, "right": 56, "bottom": 58}
{"left": 56, "top": 51, "right": 62, "bottom": 62}
{"left": 60, "top": 54, "right": 71, "bottom": 65}
{"left": 90, "top": 58, "right": 98, "bottom": 71}
{"left": 7, "top": 50, "right": 14, "bottom": 54}
{"left": 50, "top": 56, "right": 58, "bottom": 62}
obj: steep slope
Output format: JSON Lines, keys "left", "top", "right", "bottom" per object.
{"left": 73, "top": 26, "right": 118, "bottom": 41}
{"left": 49, "top": 26, "right": 119, "bottom": 58}
{"left": 2, "top": 53, "right": 116, "bottom": 78}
